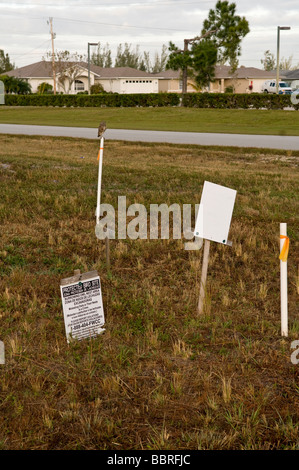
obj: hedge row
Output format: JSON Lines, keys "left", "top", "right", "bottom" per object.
{"left": 182, "top": 92, "right": 298, "bottom": 110}
{"left": 3, "top": 92, "right": 298, "bottom": 109}
{"left": 4, "top": 93, "right": 180, "bottom": 107}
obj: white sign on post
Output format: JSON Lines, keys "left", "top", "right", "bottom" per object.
{"left": 60, "top": 270, "right": 105, "bottom": 343}
{"left": 194, "top": 181, "right": 237, "bottom": 245}
{"left": 193, "top": 181, "right": 237, "bottom": 314}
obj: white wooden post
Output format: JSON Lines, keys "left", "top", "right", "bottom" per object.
{"left": 280, "top": 223, "right": 288, "bottom": 337}
{"left": 198, "top": 239, "right": 210, "bottom": 314}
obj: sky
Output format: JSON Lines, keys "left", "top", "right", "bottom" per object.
{"left": 1, "top": 0, "right": 299, "bottom": 70}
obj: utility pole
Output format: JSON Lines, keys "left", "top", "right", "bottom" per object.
{"left": 276, "top": 26, "right": 291, "bottom": 94}
{"left": 175, "top": 30, "right": 217, "bottom": 94}
{"left": 48, "top": 17, "right": 57, "bottom": 95}
{"left": 182, "top": 38, "right": 189, "bottom": 95}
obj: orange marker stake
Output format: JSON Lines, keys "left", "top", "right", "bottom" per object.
{"left": 279, "top": 235, "right": 289, "bottom": 262}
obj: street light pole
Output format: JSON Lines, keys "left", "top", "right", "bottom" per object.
{"left": 48, "top": 17, "right": 57, "bottom": 95}
{"left": 276, "top": 26, "right": 291, "bottom": 94}
{"left": 88, "top": 42, "right": 98, "bottom": 94}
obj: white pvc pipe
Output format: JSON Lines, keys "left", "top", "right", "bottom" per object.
{"left": 280, "top": 223, "right": 288, "bottom": 337}
{"left": 96, "top": 137, "right": 104, "bottom": 224}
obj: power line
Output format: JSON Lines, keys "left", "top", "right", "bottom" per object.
{"left": 52, "top": 15, "right": 187, "bottom": 32}
{"left": 0, "top": 12, "right": 189, "bottom": 33}
{"left": 0, "top": 0, "right": 215, "bottom": 7}
{"left": 10, "top": 38, "right": 51, "bottom": 59}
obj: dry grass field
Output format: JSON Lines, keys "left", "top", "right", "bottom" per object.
{"left": 0, "top": 134, "right": 298, "bottom": 450}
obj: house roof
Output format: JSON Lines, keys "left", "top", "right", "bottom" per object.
{"left": 153, "top": 66, "right": 288, "bottom": 80}
{"left": 282, "top": 69, "right": 299, "bottom": 80}
{"left": 153, "top": 69, "right": 181, "bottom": 79}
{"left": 4, "top": 61, "right": 157, "bottom": 80}
{"left": 91, "top": 66, "right": 155, "bottom": 78}
{"left": 5, "top": 61, "right": 54, "bottom": 78}
{"left": 5, "top": 60, "right": 291, "bottom": 83}
{"left": 214, "top": 65, "right": 287, "bottom": 79}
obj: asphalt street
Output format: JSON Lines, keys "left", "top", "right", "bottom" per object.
{"left": 1, "top": 123, "right": 299, "bottom": 150}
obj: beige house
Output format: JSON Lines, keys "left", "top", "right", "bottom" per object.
{"left": 5, "top": 61, "right": 159, "bottom": 94}
{"left": 154, "top": 69, "right": 197, "bottom": 93}
{"left": 209, "top": 65, "right": 286, "bottom": 93}
{"left": 155, "top": 65, "right": 287, "bottom": 94}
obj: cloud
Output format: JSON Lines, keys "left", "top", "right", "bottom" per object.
{"left": 1, "top": 0, "right": 299, "bottom": 69}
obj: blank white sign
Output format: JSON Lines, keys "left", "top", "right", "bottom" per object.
{"left": 194, "top": 181, "right": 236, "bottom": 245}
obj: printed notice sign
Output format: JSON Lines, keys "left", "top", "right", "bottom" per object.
{"left": 60, "top": 270, "right": 105, "bottom": 343}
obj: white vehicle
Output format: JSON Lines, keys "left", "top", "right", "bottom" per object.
{"left": 261, "top": 80, "right": 292, "bottom": 94}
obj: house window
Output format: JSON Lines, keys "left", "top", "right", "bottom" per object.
{"left": 179, "top": 80, "right": 183, "bottom": 90}
{"left": 75, "top": 80, "right": 84, "bottom": 91}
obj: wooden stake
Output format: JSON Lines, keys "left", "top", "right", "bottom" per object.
{"left": 198, "top": 239, "right": 210, "bottom": 314}
{"left": 0, "top": 340, "right": 4, "bottom": 365}
{"left": 105, "top": 233, "right": 110, "bottom": 272}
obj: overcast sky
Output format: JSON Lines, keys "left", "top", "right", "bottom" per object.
{"left": 1, "top": 0, "right": 299, "bottom": 70}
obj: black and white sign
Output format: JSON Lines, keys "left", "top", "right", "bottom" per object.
{"left": 60, "top": 270, "right": 105, "bottom": 343}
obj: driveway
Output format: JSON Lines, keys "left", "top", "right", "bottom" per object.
{"left": 1, "top": 123, "right": 299, "bottom": 150}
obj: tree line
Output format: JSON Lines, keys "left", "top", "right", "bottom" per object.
{"left": 91, "top": 42, "right": 168, "bottom": 73}
{"left": 260, "top": 50, "right": 299, "bottom": 72}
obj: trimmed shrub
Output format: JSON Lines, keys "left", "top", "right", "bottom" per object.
{"left": 90, "top": 83, "right": 105, "bottom": 94}
{"left": 3, "top": 92, "right": 298, "bottom": 109}
{"left": 182, "top": 92, "right": 293, "bottom": 110}
{"left": 4, "top": 92, "right": 181, "bottom": 107}
{"left": 37, "top": 82, "right": 53, "bottom": 94}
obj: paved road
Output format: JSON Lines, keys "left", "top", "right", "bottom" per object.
{"left": 1, "top": 123, "right": 299, "bottom": 150}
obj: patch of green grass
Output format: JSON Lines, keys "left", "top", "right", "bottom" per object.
{"left": 1, "top": 106, "right": 299, "bottom": 135}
